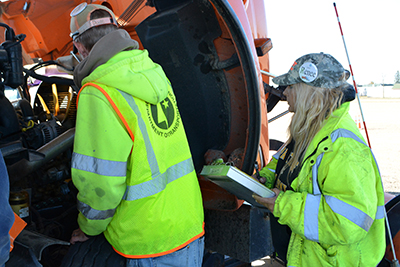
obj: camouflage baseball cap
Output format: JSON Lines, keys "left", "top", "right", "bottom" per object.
{"left": 70, "top": 2, "right": 117, "bottom": 40}
{"left": 272, "top": 53, "right": 350, "bottom": 89}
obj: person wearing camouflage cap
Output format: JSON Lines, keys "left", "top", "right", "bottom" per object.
{"left": 272, "top": 52, "right": 350, "bottom": 89}
{"left": 67, "top": 3, "right": 205, "bottom": 267}
{"left": 253, "top": 53, "right": 385, "bottom": 266}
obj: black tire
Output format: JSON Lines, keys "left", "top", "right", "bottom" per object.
{"left": 60, "top": 234, "right": 126, "bottom": 267}
{"left": 385, "top": 194, "right": 400, "bottom": 212}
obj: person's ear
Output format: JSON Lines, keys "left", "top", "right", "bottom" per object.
{"left": 73, "top": 41, "right": 89, "bottom": 58}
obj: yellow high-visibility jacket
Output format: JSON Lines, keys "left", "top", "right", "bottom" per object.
{"left": 71, "top": 49, "right": 204, "bottom": 258}
{"left": 260, "top": 102, "right": 385, "bottom": 266}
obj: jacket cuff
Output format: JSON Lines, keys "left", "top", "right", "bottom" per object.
{"left": 272, "top": 191, "right": 285, "bottom": 217}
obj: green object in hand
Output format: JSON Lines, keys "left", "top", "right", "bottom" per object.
{"left": 211, "top": 158, "right": 224, "bottom": 165}
{"left": 264, "top": 176, "right": 275, "bottom": 189}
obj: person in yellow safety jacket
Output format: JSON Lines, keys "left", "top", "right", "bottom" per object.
{"left": 67, "top": 3, "right": 204, "bottom": 266}
{"left": 253, "top": 53, "right": 385, "bottom": 267}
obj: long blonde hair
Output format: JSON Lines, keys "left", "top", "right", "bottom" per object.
{"left": 286, "top": 83, "right": 344, "bottom": 172}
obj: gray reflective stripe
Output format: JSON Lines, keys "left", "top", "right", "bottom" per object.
{"left": 325, "top": 195, "right": 373, "bottom": 231}
{"left": 118, "top": 90, "right": 194, "bottom": 201}
{"left": 268, "top": 168, "right": 276, "bottom": 173}
{"left": 272, "top": 152, "right": 280, "bottom": 160}
{"left": 331, "top": 128, "right": 367, "bottom": 147}
{"left": 331, "top": 128, "right": 381, "bottom": 175}
{"left": 124, "top": 158, "right": 194, "bottom": 201}
{"left": 119, "top": 90, "right": 159, "bottom": 175}
{"left": 376, "top": 205, "right": 385, "bottom": 220}
{"left": 331, "top": 129, "right": 385, "bottom": 221}
{"left": 72, "top": 152, "right": 127, "bottom": 177}
{"left": 312, "top": 153, "right": 324, "bottom": 195}
{"left": 77, "top": 200, "right": 116, "bottom": 220}
{"left": 305, "top": 128, "right": 383, "bottom": 238}
{"left": 304, "top": 194, "right": 321, "bottom": 242}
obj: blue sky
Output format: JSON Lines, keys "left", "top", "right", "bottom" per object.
{"left": 264, "top": 0, "right": 400, "bottom": 85}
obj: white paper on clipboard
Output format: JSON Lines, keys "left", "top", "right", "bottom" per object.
{"left": 200, "top": 164, "right": 275, "bottom": 209}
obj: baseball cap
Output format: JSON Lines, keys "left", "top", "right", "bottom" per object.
{"left": 272, "top": 53, "right": 350, "bottom": 89}
{"left": 70, "top": 2, "right": 118, "bottom": 40}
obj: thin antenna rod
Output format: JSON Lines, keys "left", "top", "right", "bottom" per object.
{"left": 333, "top": 2, "right": 371, "bottom": 148}
{"left": 334, "top": 4, "right": 399, "bottom": 266}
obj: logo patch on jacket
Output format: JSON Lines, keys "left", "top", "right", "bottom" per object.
{"left": 147, "top": 91, "right": 181, "bottom": 138}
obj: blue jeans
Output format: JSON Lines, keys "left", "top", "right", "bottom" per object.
{"left": 0, "top": 151, "right": 14, "bottom": 267}
{"left": 126, "top": 236, "right": 204, "bottom": 267}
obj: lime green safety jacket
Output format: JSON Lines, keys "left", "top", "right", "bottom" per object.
{"left": 260, "top": 102, "right": 385, "bottom": 266}
{"left": 71, "top": 48, "right": 204, "bottom": 258}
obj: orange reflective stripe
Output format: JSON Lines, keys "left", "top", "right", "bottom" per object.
{"left": 9, "top": 212, "right": 27, "bottom": 251}
{"left": 113, "top": 223, "right": 205, "bottom": 259}
{"left": 77, "top": 82, "right": 135, "bottom": 143}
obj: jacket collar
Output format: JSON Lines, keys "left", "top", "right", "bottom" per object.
{"left": 73, "top": 29, "right": 139, "bottom": 88}
{"left": 302, "top": 102, "right": 350, "bottom": 163}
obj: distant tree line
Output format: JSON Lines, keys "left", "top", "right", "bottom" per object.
{"left": 395, "top": 71, "right": 400, "bottom": 84}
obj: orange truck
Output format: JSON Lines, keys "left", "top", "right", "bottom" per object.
{"left": 0, "top": 0, "right": 398, "bottom": 266}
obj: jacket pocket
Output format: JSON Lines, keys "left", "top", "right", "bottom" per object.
{"left": 309, "top": 241, "right": 337, "bottom": 267}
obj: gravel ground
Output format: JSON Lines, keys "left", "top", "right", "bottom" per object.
{"left": 268, "top": 96, "right": 400, "bottom": 194}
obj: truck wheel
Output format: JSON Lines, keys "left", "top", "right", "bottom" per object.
{"left": 60, "top": 234, "right": 126, "bottom": 267}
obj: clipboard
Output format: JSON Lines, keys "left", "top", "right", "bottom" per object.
{"left": 200, "top": 164, "right": 275, "bottom": 209}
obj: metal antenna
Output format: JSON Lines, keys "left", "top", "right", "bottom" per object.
{"left": 333, "top": 2, "right": 371, "bottom": 148}
{"left": 334, "top": 4, "right": 399, "bottom": 266}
